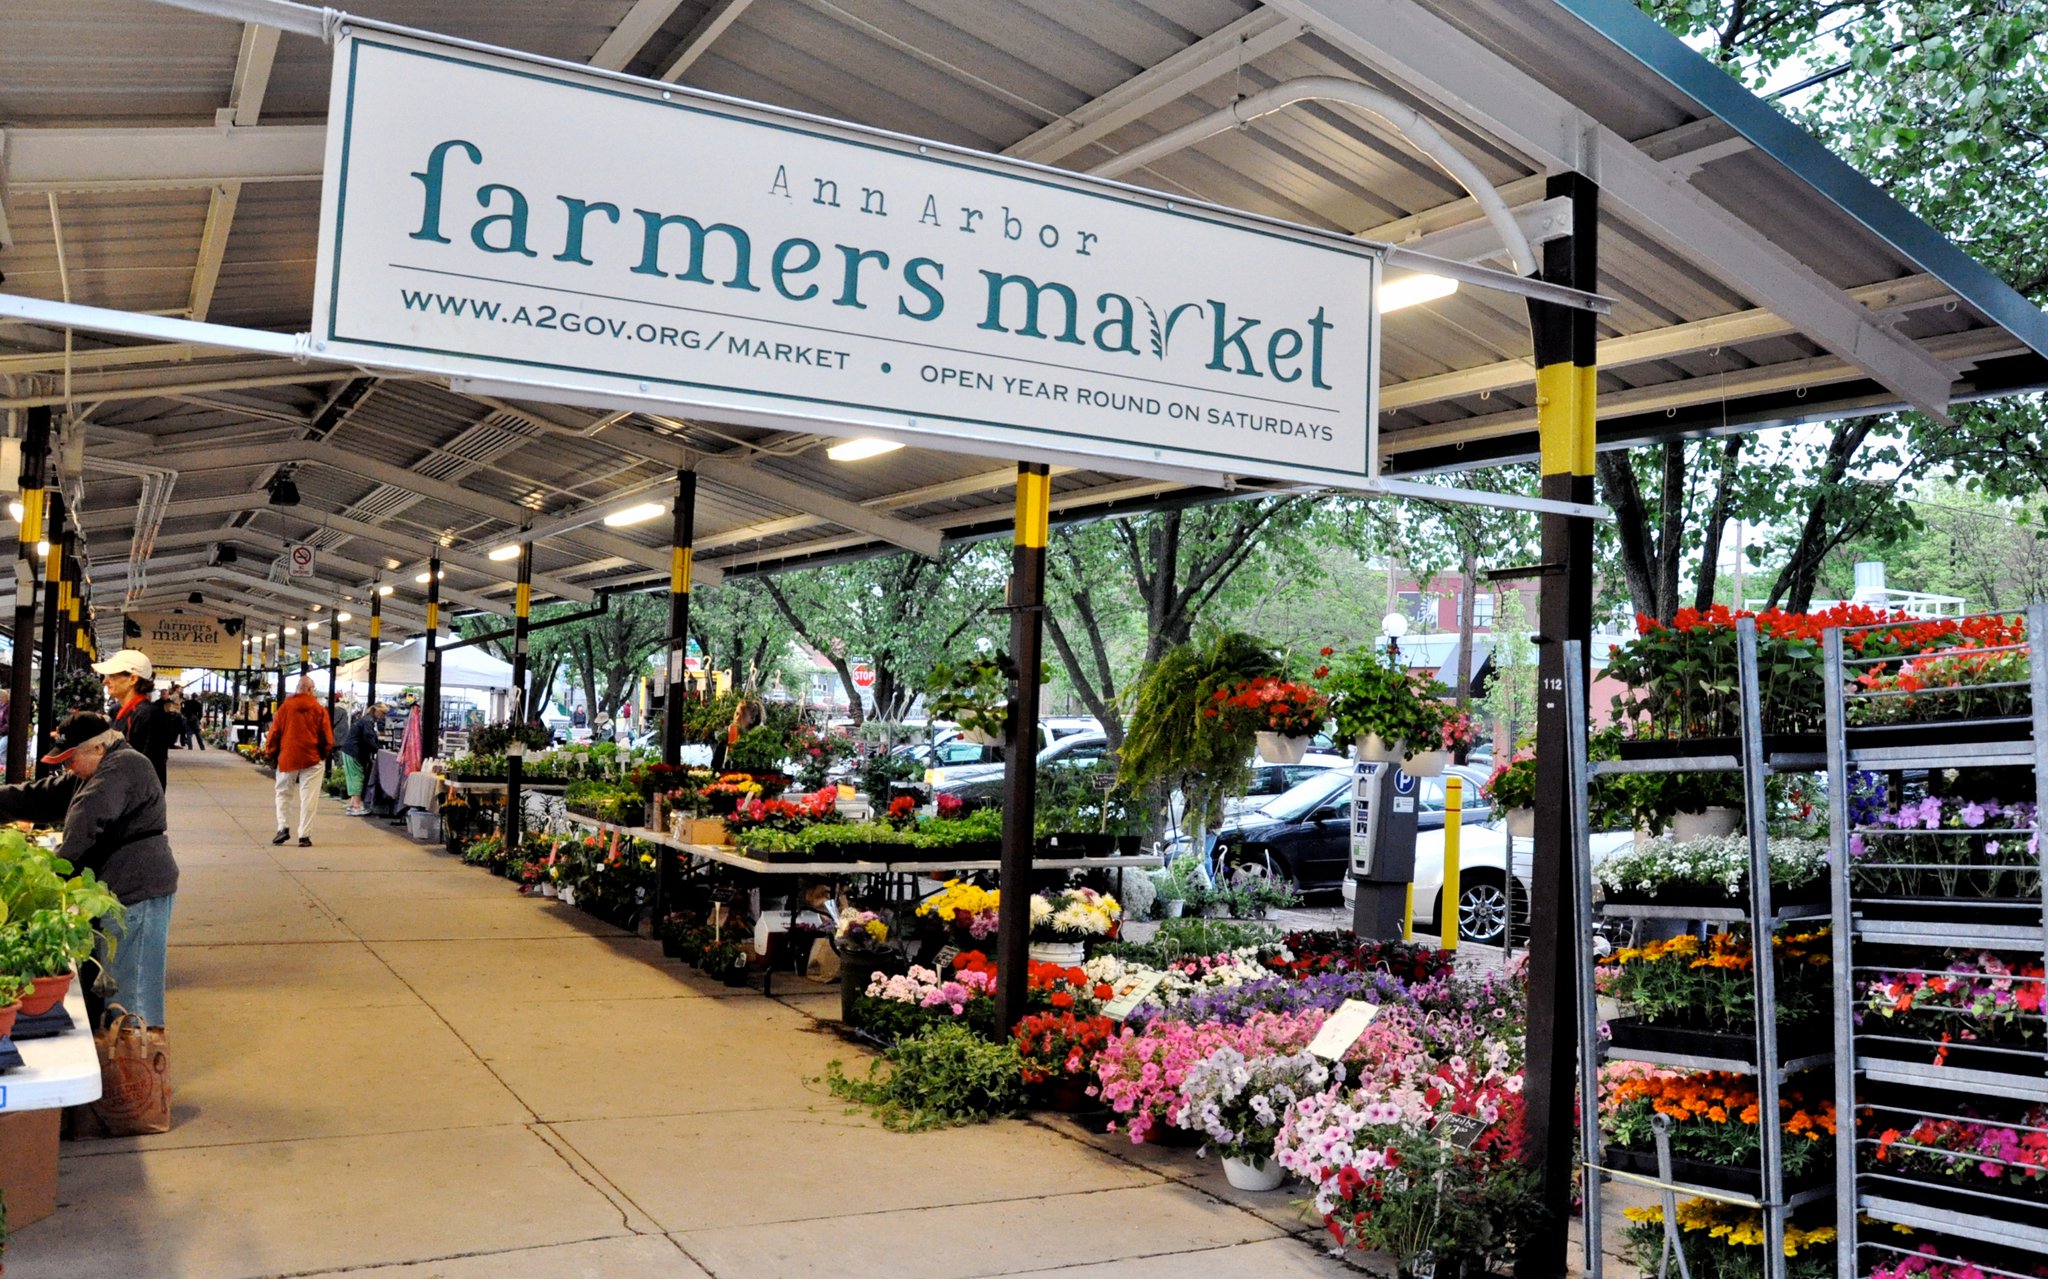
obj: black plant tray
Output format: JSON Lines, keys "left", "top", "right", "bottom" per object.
{"left": 1857, "top": 1032, "right": 2047, "bottom": 1075}
{"left": 1607, "top": 1016, "right": 1831, "bottom": 1063}
{"left": 7, "top": 1002, "right": 74, "bottom": 1041}
{"left": 1040, "top": 832, "right": 1116, "bottom": 856}
{"left": 0, "top": 1038, "right": 21, "bottom": 1073}
{"left": 1849, "top": 896, "right": 2043, "bottom": 926}
{"left": 1863, "top": 1162, "right": 2048, "bottom": 1228}
{"left": 1845, "top": 717, "right": 2034, "bottom": 751}
{"left": 1605, "top": 883, "right": 1829, "bottom": 914}
{"left": 1616, "top": 733, "right": 1825, "bottom": 761}
{"left": 1604, "top": 1146, "right": 1828, "bottom": 1198}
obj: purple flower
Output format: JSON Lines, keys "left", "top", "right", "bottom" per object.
{"left": 1960, "top": 802, "right": 1988, "bottom": 829}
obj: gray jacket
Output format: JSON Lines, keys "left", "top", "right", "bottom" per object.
{"left": 0, "top": 739, "right": 178, "bottom": 906}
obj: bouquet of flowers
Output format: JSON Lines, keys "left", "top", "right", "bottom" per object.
{"left": 916, "top": 879, "right": 1000, "bottom": 941}
{"left": 1212, "top": 677, "right": 1329, "bottom": 738}
{"left": 1030, "top": 886, "right": 1121, "bottom": 940}
{"left": 697, "top": 773, "right": 765, "bottom": 816}
{"left": 1175, "top": 1045, "right": 1334, "bottom": 1162}
{"left": 834, "top": 909, "right": 892, "bottom": 954}
{"left": 1013, "top": 1011, "right": 1117, "bottom": 1085}
{"left": 1621, "top": 1200, "right": 1835, "bottom": 1279}
{"left": 1601, "top": 929, "right": 1831, "bottom": 1030}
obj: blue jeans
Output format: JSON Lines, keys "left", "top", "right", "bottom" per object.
{"left": 95, "top": 894, "right": 175, "bottom": 1027}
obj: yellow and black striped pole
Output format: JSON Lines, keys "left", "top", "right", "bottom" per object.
{"left": 299, "top": 621, "right": 311, "bottom": 676}
{"left": 327, "top": 609, "right": 341, "bottom": 722}
{"left": 34, "top": 492, "right": 63, "bottom": 776}
{"left": 505, "top": 531, "right": 534, "bottom": 852}
{"left": 422, "top": 552, "right": 443, "bottom": 758}
{"left": 7, "top": 407, "right": 49, "bottom": 782}
{"left": 992, "top": 460, "right": 1051, "bottom": 1036}
{"left": 655, "top": 471, "right": 697, "bottom": 925}
{"left": 366, "top": 579, "right": 384, "bottom": 708}
{"left": 1519, "top": 171, "right": 1598, "bottom": 1279}
{"left": 660, "top": 469, "right": 697, "bottom": 770}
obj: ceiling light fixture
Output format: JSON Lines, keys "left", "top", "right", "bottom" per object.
{"left": 283, "top": 626, "right": 298, "bottom": 636}
{"left": 603, "top": 501, "right": 667, "bottom": 528}
{"left": 6, "top": 501, "right": 21, "bottom": 523}
{"left": 34, "top": 540, "right": 48, "bottom": 557}
{"left": 335, "top": 612, "right": 352, "bottom": 623}
{"left": 377, "top": 585, "right": 394, "bottom": 597}
{"left": 487, "top": 544, "right": 522, "bottom": 561}
{"left": 1377, "top": 273, "right": 1459, "bottom": 314}
{"left": 826, "top": 437, "right": 905, "bottom": 463}
{"left": 415, "top": 571, "right": 432, "bottom": 584}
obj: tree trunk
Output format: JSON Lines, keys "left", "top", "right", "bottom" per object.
{"left": 1454, "top": 546, "right": 1478, "bottom": 713}
{"left": 1655, "top": 441, "right": 1686, "bottom": 620}
{"left": 1597, "top": 452, "right": 1664, "bottom": 623}
{"left": 1694, "top": 437, "right": 1744, "bottom": 611}
{"left": 1766, "top": 418, "right": 1876, "bottom": 612}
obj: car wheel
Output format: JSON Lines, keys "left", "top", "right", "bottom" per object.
{"left": 1457, "top": 872, "right": 1510, "bottom": 946}
{"left": 1218, "top": 846, "right": 1300, "bottom": 896}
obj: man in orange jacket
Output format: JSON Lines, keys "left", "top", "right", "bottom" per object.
{"left": 264, "top": 674, "right": 334, "bottom": 847}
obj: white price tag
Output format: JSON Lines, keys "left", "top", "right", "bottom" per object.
{"left": 1307, "top": 999, "right": 1380, "bottom": 1060}
{"left": 1100, "top": 970, "right": 1167, "bottom": 1022}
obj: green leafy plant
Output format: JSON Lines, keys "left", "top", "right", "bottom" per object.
{"left": 822, "top": 1022, "right": 1027, "bottom": 1131}
{"left": 1120, "top": 630, "right": 1283, "bottom": 836}
{"left": 925, "top": 657, "right": 1012, "bottom": 742}
{"left": 468, "top": 720, "right": 552, "bottom": 757}
{"left": 1318, "top": 641, "right": 1446, "bottom": 751}
{"left": 0, "top": 971, "right": 31, "bottom": 1007}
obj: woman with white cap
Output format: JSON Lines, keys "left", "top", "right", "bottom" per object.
{"left": 95, "top": 647, "right": 174, "bottom": 789}
{"left": 0, "top": 711, "right": 179, "bottom": 1029}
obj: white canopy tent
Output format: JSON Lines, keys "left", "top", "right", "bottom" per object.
{"left": 334, "top": 638, "right": 512, "bottom": 691}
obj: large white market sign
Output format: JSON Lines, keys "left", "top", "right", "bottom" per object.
{"left": 313, "top": 31, "right": 1381, "bottom": 486}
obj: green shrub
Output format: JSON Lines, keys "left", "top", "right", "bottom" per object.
{"left": 822, "top": 1022, "right": 1026, "bottom": 1131}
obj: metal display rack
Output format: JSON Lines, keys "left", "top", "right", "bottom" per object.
{"left": 1567, "top": 619, "right": 1833, "bottom": 1279}
{"left": 1825, "top": 603, "right": 2048, "bottom": 1275}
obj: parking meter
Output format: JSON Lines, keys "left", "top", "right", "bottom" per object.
{"left": 1349, "top": 761, "right": 1420, "bottom": 940}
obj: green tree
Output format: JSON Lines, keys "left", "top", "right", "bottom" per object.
{"left": 560, "top": 593, "right": 670, "bottom": 722}
{"left": 457, "top": 601, "right": 576, "bottom": 721}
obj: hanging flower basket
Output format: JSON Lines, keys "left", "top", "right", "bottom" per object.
{"left": 1356, "top": 733, "right": 1404, "bottom": 763}
{"left": 1403, "top": 749, "right": 1449, "bottom": 777}
{"left": 1254, "top": 731, "right": 1310, "bottom": 764}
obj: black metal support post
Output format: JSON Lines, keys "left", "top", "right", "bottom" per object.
{"left": 7, "top": 406, "right": 50, "bottom": 782}
{"left": 656, "top": 471, "right": 696, "bottom": 925}
{"left": 34, "top": 494, "right": 63, "bottom": 777}
{"left": 504, "top": 535, "right": 533, "bottom": 854}
{"left": 1517, "top": 171, "right": 1599, "bottom": 1279}
{"left": 992, "top": 462, "right": 1050, "bottom": 1036}
{"left": 422, "top": 553, "right": 442, "bottom": 759}
{"left": 366, "top": 582, "right": 383, "bottom": 708}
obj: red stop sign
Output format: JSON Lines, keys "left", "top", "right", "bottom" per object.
{"left": 851, "top": 661, "right": 875, "bottom": 689}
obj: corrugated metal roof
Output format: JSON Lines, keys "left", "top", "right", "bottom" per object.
{"left": 0, "top": 0, "right": 2039, "bottom": 646}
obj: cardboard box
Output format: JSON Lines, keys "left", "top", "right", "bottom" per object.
{"left": 0, "top": 1107, "right": 62, "bottom": 1228}
{"left": 685, "top": 817, "right": 729, "bottom": 846}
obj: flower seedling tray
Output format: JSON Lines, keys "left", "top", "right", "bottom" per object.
{"left": 1845, "top": 717, "right": 2034, "bottom": 751}
{"left": 1616, "top": 733, "right": 1827, "bottom": 762}
{"left": 1849, "top": 896, "right": 2045, "bottom": 927}
{"left": 1603, "top": 1146, "right": 1828, "bottom": 1199}
{"left": 6, "top": 1002, "right": 74, "bottom": 1041}
{"left": 1607, "top": 1016, "right": 1831, "bottom": 1063}
{"left": 1863, "top": 1164, "right": 2048, "bottom": 1230}
{"left": 1604, "top": 883, "right": 1829, "bottom": 915}
{"left": 1855, "top": 1032, "right": 2046, "bottom": 1076}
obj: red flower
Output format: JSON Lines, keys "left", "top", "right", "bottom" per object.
{"left": 1319, "top": 646, "right": 1335, "bottom": 657}
{"left": 1049, "top": 991, "right": 1074, "bottom": 1009}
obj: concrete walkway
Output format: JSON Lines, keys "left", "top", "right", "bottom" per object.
{"left": 10, "top": 749, "right": 1362, "bottom": 1279}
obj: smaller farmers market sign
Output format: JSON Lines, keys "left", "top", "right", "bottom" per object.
{"left": 313, "top": 30, "right": 1380, "bottom": 486}
{"left": 124, "top": 612, "right": 246, "bottom": 669}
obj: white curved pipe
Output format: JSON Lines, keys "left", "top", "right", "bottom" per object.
{"left": 1088, "top": 75, "right": 1537, "bottom": 278}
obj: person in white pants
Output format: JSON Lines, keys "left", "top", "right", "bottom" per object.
{"left": 263, "top": 675, "right": 335, "bottom": 847}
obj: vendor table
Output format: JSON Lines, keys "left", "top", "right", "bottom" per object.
{"left": 0, "top": 983, "right": 101, "bottom": 1230}
{"left": 558, "top": 811, "right": 1161, "bottom": 992}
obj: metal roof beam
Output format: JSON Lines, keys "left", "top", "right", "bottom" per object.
{"left": 1008, "top": 9, "right": 1307, "bottom": 166}
{"left": 591, "top": 0, "right": 692, "bottom": 70}
{"left": 1, "top": 124, "right": 325, "bottom": 193}
{"left": 1381, "top": 272, "right": 1957, "bottom": 411}
{"left": 1272, "top": 0, "right": 1960, "bottom": 421}
{"left": 116, "top": 569, "right": 428, "bottom": 631}
{"left": 627, "top": 419, "right": 943, "bottom": 559}
{"left": 659, "top": 0, "right": 759, "bottom": 81}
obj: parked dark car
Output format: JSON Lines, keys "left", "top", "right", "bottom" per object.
{"left": 1205, "top": 764, "right": 1494, "bottom": 895}
{"left": 927, "top": 731, "right": 1113, "bottom": 807}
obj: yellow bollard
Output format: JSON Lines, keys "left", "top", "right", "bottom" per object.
{"left": 1403, "top": 883, "right": 1415, "bottom": 941}
{"left": 1441, "top": 775, "right": 1463, "bottom": 951}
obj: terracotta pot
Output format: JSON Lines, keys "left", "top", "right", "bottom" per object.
{"left": 17, "top": 971, "right": 71, "bottom": 1017}
{"left": 1255, "top": 732, "right": 1309, "bottom": 764}
{"left": 0, "top": 1000, "right": 19, "bottom": 1042}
